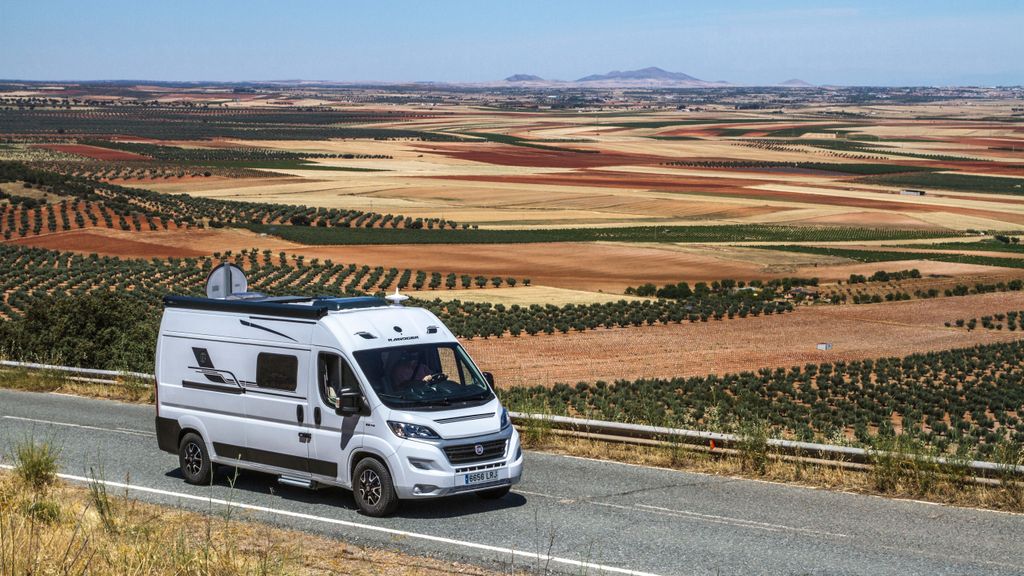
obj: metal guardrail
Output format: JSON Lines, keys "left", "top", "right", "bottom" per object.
{"left": 508, "top": 412, "right": 1024, "bottom": 479}
{"left": 2, "top": 360, "right": 1020, "bottom": 479}
{"left": 0, "top": 360, "right": 152, "bottom": 381}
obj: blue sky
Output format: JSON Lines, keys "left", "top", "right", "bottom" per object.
{"left": 2, "top": 1, "right": 1022, "bottom": 85}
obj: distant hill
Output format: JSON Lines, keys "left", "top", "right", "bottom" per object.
{"left": 779, "top": 78, "right": 814, "bottom": 87}
{"left": 505, "top": 74, "right": 545, "bottom": 82}
{"left": 577, "top": 66, "right": 701, "bottom": 83}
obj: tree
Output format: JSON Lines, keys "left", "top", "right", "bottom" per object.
{"left": 0, "top": 292, "right": 159, "bottom": 372}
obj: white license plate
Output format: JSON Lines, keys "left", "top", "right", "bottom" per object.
{"left": 463, "top": 469, "right": 501, "bottom": 485}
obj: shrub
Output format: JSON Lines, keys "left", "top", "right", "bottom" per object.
{"left": 12, "top": 438, "right": 59, "bottom": 491}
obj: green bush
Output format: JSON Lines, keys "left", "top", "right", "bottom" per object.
{"left": 0, "top": 292, "right": 159, "bottom": 372}
{"left": 12, "top": 438, "right": 59, "bottom": 491}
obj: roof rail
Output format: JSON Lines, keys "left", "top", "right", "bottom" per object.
{"left": 162, "top": 295, "right": 388, "bottom": 320}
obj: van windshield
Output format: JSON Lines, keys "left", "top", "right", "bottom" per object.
{"left": 352, "top": 343, "right": 494, "bottom": 410}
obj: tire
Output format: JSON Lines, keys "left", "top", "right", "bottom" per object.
{"left": 476, "top": 485, "right": 511, "bottom": 500}
{"left": 179, "top": 432, "right": 212, "bottom": 485}
{"left": 352, "top": 458, "right": 399, "bottom": 517}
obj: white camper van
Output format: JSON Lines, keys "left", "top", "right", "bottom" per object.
{"left": 155, "top": 272, "right": 522, "bottom": 517}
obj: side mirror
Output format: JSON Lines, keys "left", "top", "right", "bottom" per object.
{"left": 336, "top": 389, "right": 363, "bottom": 416}
{"left": 483, "top": 371, "right": 495, "bottom": 387}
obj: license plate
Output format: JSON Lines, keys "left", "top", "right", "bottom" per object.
{"left": 463, "top": 469, "right": 501, "bottom": 485}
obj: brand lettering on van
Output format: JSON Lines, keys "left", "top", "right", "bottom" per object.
{"left": 387, "top": 335, "right": 420, "bottom": 342}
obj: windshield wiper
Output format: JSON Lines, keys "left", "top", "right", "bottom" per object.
{"left": 447, "top": 390, "right": 492, "bottom": 403}
{"left": 377, "top": 392, "right": 418, "bottom": 404}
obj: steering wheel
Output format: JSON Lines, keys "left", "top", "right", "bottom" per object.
{"left": 422, "top": 372, "right": 448, "bottom": 384}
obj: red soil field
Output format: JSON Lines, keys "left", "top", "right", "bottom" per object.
{"left": 465, "top": 291, "right": 1024, "bottom": 388}
{"left": 6, "top": 227, "right": 269, "bottom": 258}
{"left": 35, "top": 144, "right": 150, "bottom": 161}
{"left": 417, "top": 143, "right": 671, "bottom": 168}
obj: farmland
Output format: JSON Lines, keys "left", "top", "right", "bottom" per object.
{"left": 501, "top": 338, "right": 1024, "bottom": 459}
{"left": 2, "top": 81, "right": 1024, "bottom": 463}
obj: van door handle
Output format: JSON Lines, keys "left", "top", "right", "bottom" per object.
{"left": 296, "top": 404, "right": 304, "bottom": 423}
{"left": 314, "top": 406, "right": 321, "bottom": 426}
{"left": 298, "top": 432, "right": 311, "bottom": 443}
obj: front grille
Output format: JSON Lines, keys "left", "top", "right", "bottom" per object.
{"left": 455, "top": 461, "right": 505, "bottom": 474}
{"left": 443, "top": 439, "right": 507, "bottom": 464}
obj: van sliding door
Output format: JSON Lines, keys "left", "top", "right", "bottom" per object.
{"left": 241, "top": 350, "right": 311, "bottom": 477}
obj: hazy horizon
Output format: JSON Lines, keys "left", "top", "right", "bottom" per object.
{"left": 2, "top": 0, "right": 1022, "bottom": 87}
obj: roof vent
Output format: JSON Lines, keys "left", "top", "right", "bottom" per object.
{"left": 356, "top": 331, "right": 377, "bottom": 340}
{"left": 385, "top": 287, "right": 409, "bottom": 307}
{"left": 427, "top": 325, "right": 439, "bottom": 334}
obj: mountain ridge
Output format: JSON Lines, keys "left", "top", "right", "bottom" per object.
{"left": 576, "top": 66, "right": 700, "bottom": 83}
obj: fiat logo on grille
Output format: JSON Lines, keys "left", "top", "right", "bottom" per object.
{"left": 474, "top": 444, "right": 484, "bottom": 456}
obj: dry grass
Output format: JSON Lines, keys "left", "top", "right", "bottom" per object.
{"left": 0, "top": 466, "right": 505, "bottom": 576}
{"left": 0, "top": 368, "right": 154, "bottom": 403}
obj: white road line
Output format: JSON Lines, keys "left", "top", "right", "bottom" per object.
{"left": 539, "top": 451, "right": 1024, "bottom": 518}
{"left": 0, "top": 464, "right": 662, "bottom": 576}
{"left": 635, "top": 504, "right": 849, "bottom": 538}
{"left": 1, "top": 415, "right": 155, "bottom": 437}
{"left": 516, "top": 488, "right": 848, "bottom": 538}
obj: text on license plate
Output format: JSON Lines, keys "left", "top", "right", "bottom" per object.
{"left": 463, "top": 469, "right": 500, "bottom": 485}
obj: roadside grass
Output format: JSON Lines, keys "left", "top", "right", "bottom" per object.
{"left": 0, "top": 366, "right": 153, "bottom": 403}
{"left": 520, "top": 430, "right": 1024, "bottom": 513}
{"left": 0, "top": 442, "right": 506, "bottom": 576}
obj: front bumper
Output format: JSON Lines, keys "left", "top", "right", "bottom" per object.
{"left": 389, "top": 427, "right": 524, "bottom": 499}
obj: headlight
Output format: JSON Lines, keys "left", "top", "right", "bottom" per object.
{"left": 388, "top": 421, "right": 441, "bottom": 440}
{"left": 500, "top": 408, "right": 511, "bottom": 430}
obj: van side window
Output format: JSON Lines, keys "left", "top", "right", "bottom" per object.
{"left": 437, "top": 347, "right": 468, "bottom": 385}
{"left": 256, "top": 353, "right": 298, "bottom": 391}
{"left": 318, "top": 353, "right": 358, "bottom": 408}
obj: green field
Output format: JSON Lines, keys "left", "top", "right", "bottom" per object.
{"left": 763, "top": 245, "right": 1024, "bottom": 269}
{"left": 901, "top": 239, "right": 1024, "bottom": 253}
{"left": 462, "top": 132, "right": 598, "bottom": 153}
{"left": 866, "top": 172, "right": 1024, "bottom": 195}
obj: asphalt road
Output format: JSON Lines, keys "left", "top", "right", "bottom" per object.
{"left": 1, "top": 388, "right": 1022, "bottom": 576}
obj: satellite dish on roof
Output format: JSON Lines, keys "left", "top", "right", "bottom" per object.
{"left": 205, "top": 262, "right": 247, "bottom": 299}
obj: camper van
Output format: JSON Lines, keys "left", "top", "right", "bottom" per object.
{"left": 154, "top": 269, "right": 522, "bottom": 517}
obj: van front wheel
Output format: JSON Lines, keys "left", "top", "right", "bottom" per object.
{"left": 179, "top": 432, "right": 212, "bottom": 485}
{"left": 352, "top": 458, "right": 399, "bottom": 517}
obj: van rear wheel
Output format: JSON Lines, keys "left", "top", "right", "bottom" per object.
{"left": 353, "top": 458, "right": 399, "bottom": 517}
{"left": 179, "top": 432, "right": 212, "bottom": 485}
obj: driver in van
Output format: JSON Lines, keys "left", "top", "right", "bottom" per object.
{"left": 321, "top": 362, "right": 340, "bottom": 408}
{"left": 390, "top": 350, "right": 437, "bottom": 390}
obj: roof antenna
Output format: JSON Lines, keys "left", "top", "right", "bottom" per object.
{"left": 385, "top": 287, "right": 409, "bottom": 307}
